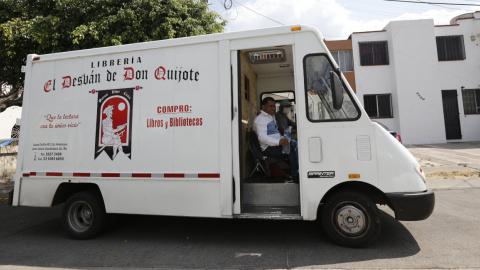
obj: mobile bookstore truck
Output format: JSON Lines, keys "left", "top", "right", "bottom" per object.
{"left": 10, "top": 25, "right": 434, "bottom": 247}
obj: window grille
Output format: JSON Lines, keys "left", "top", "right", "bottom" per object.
{"left": 462, "top": 89, "right": 480, "bottom": 114}
{"left": 358, "top": 41, "right": 389, "bottom": 66}
{"left": 436, "top": 35, "right": 466, "bottom": 61}
{"left": 364, "top": 94, "right": 392, "bottom": 118}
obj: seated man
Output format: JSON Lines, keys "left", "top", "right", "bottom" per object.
{"left": 275, "top": 100, "right": 297, "bottom": 136}
{"left": 254, "top": 97, "right": 299, "bottom": 180}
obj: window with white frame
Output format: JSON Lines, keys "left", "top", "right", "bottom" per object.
{"left": 331, "top": 50, "right": 353, "bottom": 72}
{"left": 364, "top": 94, "right": 392, "bottom": 118}
{"left": 462, "top": 89, "right": 480, "bottom": 114}
{"left": 436, "top": 35, "right": 466, "bottom": 61}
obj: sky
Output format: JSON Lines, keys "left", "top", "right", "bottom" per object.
{"left": 207, "top": 0, "right": 480, "bottom": 40}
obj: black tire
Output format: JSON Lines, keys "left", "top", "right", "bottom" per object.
{"left": 61, "top": 191, "right": 108, "bottom": 240}
{"left": 321, "top": 190, "right": 381, "bottom": 248}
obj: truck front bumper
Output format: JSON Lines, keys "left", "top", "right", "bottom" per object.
{"left": 386, "top": 190, "right": 435, "bottom": 221}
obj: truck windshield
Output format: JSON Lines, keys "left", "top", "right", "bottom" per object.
{"left": 304, "top": 54, "right": 359, "bottom": 121}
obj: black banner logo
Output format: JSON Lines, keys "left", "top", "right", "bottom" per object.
{"left": 94, "top": 88, "right": 134, "bottom": 160}
{"left": 307, "top": 171, "right": 335, "bottom": 178}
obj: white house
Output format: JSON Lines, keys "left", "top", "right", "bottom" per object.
{"left": 326, "top": 12, "right": 480, "bottom": 145}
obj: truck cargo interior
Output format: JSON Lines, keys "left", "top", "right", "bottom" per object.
{"left": 237, "top": 45, "right": 301, "bottom": 217}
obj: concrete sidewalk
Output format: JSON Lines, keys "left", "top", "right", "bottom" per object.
{"left": 406, "top": 142, "right": 480, "bottom": 173}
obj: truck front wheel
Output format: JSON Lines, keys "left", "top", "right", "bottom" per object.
{"left": 61, "top": 191, "right": 108, "bottom": 240}
{"left": 321, "top": 190, "right": 381, "bottom": 248}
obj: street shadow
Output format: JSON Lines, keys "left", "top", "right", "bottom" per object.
{"left": 286, "top": 209, "right": 421, "bottom": 267}
{"left": 0, "top": 207, "right": 420, "bottom": 268}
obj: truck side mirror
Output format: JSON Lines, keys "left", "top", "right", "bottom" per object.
{"left": 330, "top": 71, "right": 344, "bottom": 110}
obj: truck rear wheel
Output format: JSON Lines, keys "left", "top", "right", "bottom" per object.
{"left": 61, "top": 191, "right": 108, "bottom": 240}
{"left": 321, "top": 190, "right": 381, "bottom": 248}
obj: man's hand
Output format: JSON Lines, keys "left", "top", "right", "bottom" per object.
{"left": 279, "top": 139, "right": 289, "bottom": 146}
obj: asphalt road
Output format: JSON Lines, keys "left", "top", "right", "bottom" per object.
{"left": 0, "top": 188, "right": 479, "bottom": 269}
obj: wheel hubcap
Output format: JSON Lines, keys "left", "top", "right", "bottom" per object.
{"left": 68, "top": 201, "right": 93, "bottom": 233}
{"left": 335, "top": 204, "right": 367, "bottom": 236}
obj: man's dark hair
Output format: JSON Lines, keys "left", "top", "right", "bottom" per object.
{"left": 261, "top": 97, "right": 275, "bottom": 106}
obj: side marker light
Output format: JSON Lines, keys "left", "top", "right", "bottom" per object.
{"left": 291, "top": 26, "right": 302, "bottom": 31}
{"left": 349, "top": 174, "right": 360, "bottom": 179}
{"left": 33, "top": 57, "right": 40, "bottom": 61}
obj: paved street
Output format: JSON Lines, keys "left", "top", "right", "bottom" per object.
{"left": 1, "top": 186, "right": 479, "bottom": 269}
{"left": 1, "top": 142, "right": 479, "bottom": 269}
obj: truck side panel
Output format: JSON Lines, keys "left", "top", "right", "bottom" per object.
{"left": 17, "top": 41, "right": 228, "bottom": 218}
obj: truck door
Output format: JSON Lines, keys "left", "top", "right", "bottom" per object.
{"left": 294, "top": 45, "right": 377, "bottom": 220}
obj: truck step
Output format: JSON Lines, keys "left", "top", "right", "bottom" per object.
{"left": 233, "top": 214, "right": 302, "bottom": 220}
{"left": 243, "top": 183, "right": 300, "bottom": 207}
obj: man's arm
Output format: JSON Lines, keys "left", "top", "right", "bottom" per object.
{"left": 286, "top": 117, "right": 297, "bottom": 134}
{"left": 287, "top": 117, "right": 296, "bottom": 128}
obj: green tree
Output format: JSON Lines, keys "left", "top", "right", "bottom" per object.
{"left": 0, "top": 0, "right": 226, "bottom": 112}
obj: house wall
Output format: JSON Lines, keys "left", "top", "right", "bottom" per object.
{"left": 386, "top": 19, "right": 446, "bottom": 145}
{"left": 434, "top": 17, "right": 480, "bottom": 142}
{"left": 351, "top": 31, "right": 397, "bottom": 132}
{"left": 352, "top": 16, "right": 480, "bottom": 145}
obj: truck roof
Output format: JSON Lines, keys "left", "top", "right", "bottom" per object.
{"left": 31, "top": 25, "right": 322, "bottom": 62}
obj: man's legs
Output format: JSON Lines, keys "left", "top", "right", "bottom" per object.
{"left": 262, "top": 141, "right": 299, "bottom": 177}
{"left": 288, "top": 140, "right": 299, "bottom": 177}
{"left": 112, "top": 137, "right": 122, "bottom": 159}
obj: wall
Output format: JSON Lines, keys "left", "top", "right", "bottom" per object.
{"left": 351, "top": 31, "right": 397, "bottom": 132}
{"left": 434, "top": 17, "right": 480, "bottom": 142}
{"left": 353, "top": 20, "right": 459, "bottom": 145}
{"left": 324, "top": 39, "right": 352, "bottom": 51}
{"left": 353, "top": 16, "right": 480, "bottom": 145}
{"left": 0, "top": 144, "right": 18, "bottom": 180}
{"left": 240, "top": 52, "right": 258, "bottom": 178}
{"left": 386, "top": 19, "right": 447, "bottom": 145}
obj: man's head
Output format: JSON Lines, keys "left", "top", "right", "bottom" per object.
{"left": 103, "top": 105, "right": 114, "bottom": 118}
{"left": 261, "top": 97, "right": 276, "bottom": 115}
{"left": 279, "top": 100, "right": 291, "bottom": 115}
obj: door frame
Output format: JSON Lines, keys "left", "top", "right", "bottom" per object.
{"left": 231, "top": 50, "right": 242, "bottom": 214}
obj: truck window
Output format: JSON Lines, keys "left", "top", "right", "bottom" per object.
{"left": 304, "top": 54, "right": 360, "bottom": 121}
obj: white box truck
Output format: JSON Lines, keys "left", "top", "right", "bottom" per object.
{"left": 9, "top": 25, "right": 434, "bottom": 247}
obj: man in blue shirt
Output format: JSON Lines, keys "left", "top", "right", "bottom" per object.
{"left": 254, "top": 97, "right": 299, "bottom": 181}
